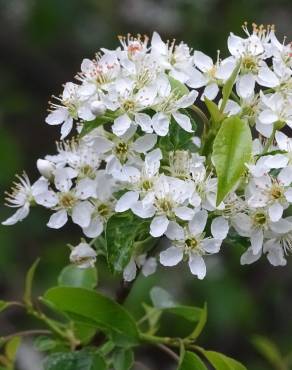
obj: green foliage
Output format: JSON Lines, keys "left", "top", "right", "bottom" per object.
{"left": 204, "top": 98, "right": 225, "bottom": 126}
{"left": 220, "top": 60, "right": 241, "bottom": 113}
{"left": 212, "top": 116, "right": 252, "bottom": 205}
{"left": 34, "top": 336, "right": 57, "bottom": 352}
{"left": 252, "top": 335, "right": 286, "bottom": 370}
{"left": 159, "top": 114, "right": 196, "bottom": 156}
{"left": 178, "top": 351, "right": 207, "bottom": 370}
{"left": 202, "top": 350, "right": 247, "bottom": 370}
{"left": 0, "top": 301, "right": 12, "bottom": 314}
{"left": 44, "top": 351, "right": 107, "bottom": 370}
{"left": 80, "top": 113, "right": 116, "bottom": 137}
{"left": 168, "top": 76, "right": 190, "bottom": 97}
{"left": 23, "top": 258, "right": 40, "bottom": 309}
{"left": 112, "top": 348, "right": 134, "bottom": 370}
{"left": 105, "top": 211, "right": 155, "bottom": 274}
{"left": 44, "top": 287, "right": 139, "bottom": 346}
{"left": 58, "top": 265, "right": 98, "bottom": 289}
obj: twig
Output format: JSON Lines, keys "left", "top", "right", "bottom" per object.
{"left": 1, "top": 329, "right": 51, "bottom": 343}
{"left": 157, "top": 344, "right": 180, "bottom": 362}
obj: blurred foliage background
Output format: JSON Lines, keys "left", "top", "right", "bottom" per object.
{"left": 0, "top": 0, "right": 292, "bottom": 369}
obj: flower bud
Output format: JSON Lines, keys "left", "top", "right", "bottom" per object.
{"left": 90, "top": 101, "right": 106, "bottom": 117}
{"left": 70, "top": 242, "right": 97, "bottom": 269}
{"left": 37, "top": 159, "right": 55, "bottom": 179}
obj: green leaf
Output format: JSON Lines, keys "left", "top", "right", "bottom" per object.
{"left": 203, "top": 351, "right": 247, "bottom": 370}
{"left": 220, "top": 60, "right": 241, "bottom": 113}
{"left": 204, "top": 98, "right": 225, "bottom": 125}
{"left": 44, "top": 351, "right": 107, "bottom": 370}
{"left": 178, "top": 351, "right": 207, "bottom": 370}
{"left": 44, "top": 287, "right": 139, "bottom": 346}
{"left": 212, "top": 116, "right": 252, "bottom": 205}
{"left": 73, "top": 323, "right": 97, "bottom": 345}
{"left": 5, "top": 337, "right": 21, "bottom": 362}
{"left": 168, "top": 76, "right": 189, "bottom": 97}
{"left": 58, "top": 265, "right": 98, "bottom": 290}
{"left": 80, "top": 115, "right": 113, "bottom": 137}
{"left": 252, "top": 335, "right": 284, "bottom": 369}
{"left": 189, "top": 302, "right": 207, "bottom": 340}
{"left": 0, "top": 301, "right": 13, "bottom": 314}
{"left": 159, "top": 114, "right": 196, "bottom": 155}
{"left": 34, "top": 336, "right": 57, "bottom": 352}
{"left": 113, "top": 348, "right": 134, "bottom": 370}
{"left": 105, "top": 211, "right": 153, "bottom": 273}
{"left": 23, "top": 258, "right": 40, "bottom": 308}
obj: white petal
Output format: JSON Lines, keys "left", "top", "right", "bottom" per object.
{"left": 142, "top": 257, "right": 157, "bottom": 277}
{"left": 257, "top": 67, "right": 279, "bottom": 88}
{"left": 150, "top": 215, "right": 169, "bottom": 237}
{"left": 278, "top": 167, "right": 292, "bottom": 186}
{"left": 211, "top": 216, "right": 229, "bottom": 239}
{"left": 202, "top": 83, "right": 219, "bottom": 101}
{"left": 35, "top": 190, "right": 58, "bottom": 208}
{"left": 115, "top": 191, "right": 139, "bottom": 212}
{"left": 45, "top": 108, "right": 68, "bottom": 125}
{"left": 75, "top": 178, "right": 97, "bottom": 200}
{"left": 60, "top": 117, "right": 73, "bottom": 139}
{"left": 193, "top": 51, "right": 213, "bottom": 72}
{"left": 72, "top": 201, "right": 93, "bottom": 228}
{"left": 202, "top": 238, "right": 221, "bottom": 253}
{"left": 135, "top": 113, "right": 153, "bottom": 133}
{"left": 188, "top": 210, "right": 208, "bottom": 235}
{"left": 285, "top": 188, "right": 292, "bottom": 202}
{"left": 250, "top": 229, "right": 263, "bottom": 255}
{"left": 112, "top": 114, "right": 132, "bottom": 136}
{"left": 187, "top": 69, "right": 207, "bottom": 88}
{"left": 2, "top": 205, "right": 30, "bottom": 226}
{"left": 236, "top": 74, "right": 255, "bottom": 99}
{"left": 270, "top": 218, "right": 292, "bottom": 234}
{"left": 132, "top": 201, "right": 156, "bottom": 219}
{"left": 47, "top": 210, "right": 68, "bottom": 229}
{"left": 275, "top": 131, "right": 289, "bottom": 151}
{"left": 172, "top": 112, "right": 193, "bottom": 132}
{"left": 123, "top": 258, "right": 137, "bottom": 282}
{"left": 152, "top": 112, "right": 170, "bottom": 136}
{"left": 165, "top": 221, "right": 184, "bottom": 240}
{"left": 264, "top": 240, "right": 286, "bottom": 266}
{"left": 174, "top": 206, "right": 195, "bottom": 221}
{"left": 264, "top": 154, "right": 288, "bottom": 169}
{"left": 258, "top": 110, "right": 278, "bottom": 124}
{"left": 132, "top": 134, "right": 157, "bottom": 153}
{"left": 240, "top": 246, "right": 261, "bottom": 265}
{"left": 160, "top": 246, "right": 183, "bottom": 266}
{"left": 188, "top": 254, "right": 206, "bottom": 279}
{"left": 83, "top": 217, "right": 103, "bottom": 238}
{"left": 269, "top": 202, "right": 283, "bottom": 222}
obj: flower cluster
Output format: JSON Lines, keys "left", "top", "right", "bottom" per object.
{"left": 3, "top": 24, "right": 292, "bottom": 280}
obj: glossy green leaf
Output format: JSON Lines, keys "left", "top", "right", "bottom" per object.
{"left": 252, "top": 335, "right": 284, "bottom": 369}
{"left": 168, "top": 76, "right": 189, "bottom": 97}
{"left": 34, "top": 336, "right": 57, "bottom": 352}
{"left": 0, "top": 301, "right": 13, "bottom": 314}
{"left": 58, "top": 265, "right": 98, "bottom": 290}
{"left": 73, "top": 323, "right": 97, "bottom": 345}
{"left": 23, "top": 258, "right": 40, "bottom": 308}
{"left": 220, "top": 60, "right": 241, "bottom": 113}
{"left": 203, "top": 351, "right": 247, "bottom": 370}
{"left": 5, "top": 337, "right": 21, "bottom": 362}
{"left": 44, "top": 351, "right": 107, "bottom": 370}
{"left": 80, "top": 115, "right": 114, "bottom": 137}
{"left": 189, "top": 302, "right": 207, "bottom": 340}
{"left": 178, "top": 351, "right": 207, "bottom": 370}
{"left": 105, "top": 211, "right": 152, "bottom": 273}
{"left": 44, "top": 287, "right": 139, "bottom": 346}
{"left": 212, "top": 116, "right": 252, "bottom": 205}
{"left": 159, "top": 114, "right": 196, "bottom": 155}
{"left": 204, "top": 98, "right": 225, "bottom": 125}
{"left": 113, "top": 348, "right": 134, "bottom": 370}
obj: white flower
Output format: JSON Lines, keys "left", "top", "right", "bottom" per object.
{"left": 2, "top": 174, "right": 50, "bottom": 226}
{"left": 123, "top": 254, "right": 157, "bottom": 281}
{"left": 70, "top": 242, "right": 97, "bottom": 268}
{"left": 160, "top": 210, "right": 225, "bottom": 279}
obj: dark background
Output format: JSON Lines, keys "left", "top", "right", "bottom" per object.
{"left": 1, "top": 1, "right": 292, "bottom": 369}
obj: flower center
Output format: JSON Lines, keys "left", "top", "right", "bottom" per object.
{"left": 59, "top": 192, "right": 76, "bottom": 209}
{"left": 98, "top": 203, "right": 110, "bottom": 217}
{"left": 269, "top": 185, "right": 284, "bottom": 200}
{"left": 185, "top": 237, "right": 198, "bottom": 250}
{"left": 156, "top": 198, "right": 173, "bottom": 214}
{"left": 242, "top": 55, "right": 258, "bottom": 72}
{"left": 142, "top": 180, "right": 153, "bottom": 191}
{"left": 253, "top": 211, "right": 267, "bottom": 226}
{"left": 115, "top": 142, "right": 128, "bottom": 155}
{"left": 122, "top": 100, "right": 136, "bottom": 112}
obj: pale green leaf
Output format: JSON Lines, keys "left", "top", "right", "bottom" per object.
{"left": 23, "top": 258, "right": 40, "bottom": 308}
{"left": 178, "top": 351, "right": 207, "bottom": 370}
{"left": 203, "top": 350, "right": 247, "bottom": 370}
{"left": 58, "top": 265, "right": 98, "bottom": 290}
{"left": 212, "top": 116, "right": 252, "bottom": 205}
{"left": 113, "top": 348, "right": 134, "bottom": 370}
{"left": 220, "top": 60, "right": 241, "bottom": 113}
{"left": 5, "top": 337, "right": 21, "bottom": 362}
{"left": 252, "top": 335, "right": 284, "bottom": 369}
{"left": 44, "top": 287, "right": 139, "bottom": 346}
